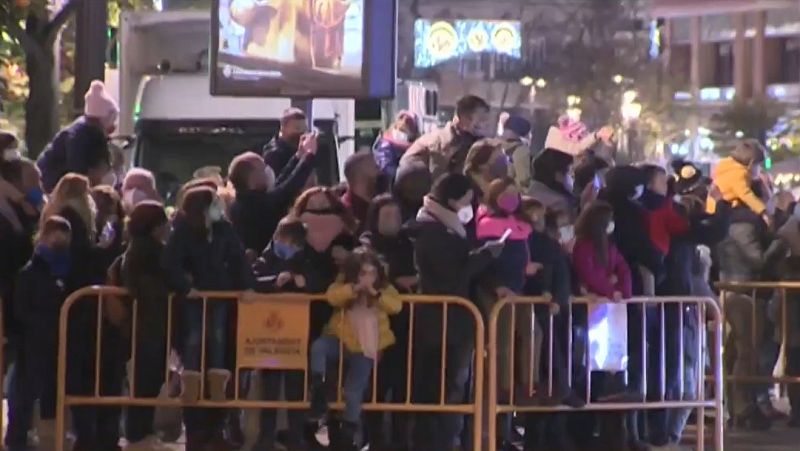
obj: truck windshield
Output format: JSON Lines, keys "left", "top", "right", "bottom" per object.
{"left": 134, "top": 119, "right": 338, "bottom": 203}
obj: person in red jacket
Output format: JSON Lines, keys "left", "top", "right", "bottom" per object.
{"left": 640, "top": 164, "right": 689, "bottom": 259}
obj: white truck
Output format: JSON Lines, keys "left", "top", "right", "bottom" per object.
{"left": 116, "top": 10, "right": 355, "bottom": 202}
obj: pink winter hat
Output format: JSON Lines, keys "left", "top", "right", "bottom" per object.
{"left": 84, "top": 80, "right": 119, "bottom": 121}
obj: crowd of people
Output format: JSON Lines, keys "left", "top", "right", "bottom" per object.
{"left": 0, "top": 81, "right": 797, "bottom": 451}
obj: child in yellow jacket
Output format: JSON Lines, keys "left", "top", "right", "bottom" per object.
{"left": 707, "top": 139, "right": 768, "bottom": 221}
{"left": 305, "top": 247, "right": 402, "bottom": 450}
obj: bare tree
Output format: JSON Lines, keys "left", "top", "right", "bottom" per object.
{"left": 0, "top": 0, "right": 82, "bottom": 157}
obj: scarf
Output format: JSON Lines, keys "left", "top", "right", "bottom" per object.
{"left": 35, "top": 244, "right": 70, "bottom": 279}
{"left": 346, "top": 296, "right": 380, "bottom": 360}
{"left": 416, "top": 195, "right": 466, "bottom": 239}
{"left": 300, "top": 212, "right": 346, "bottom": 252}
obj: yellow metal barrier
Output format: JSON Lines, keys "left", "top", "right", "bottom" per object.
{"left": 0, "top": 295, "right": 5, "bottom": 446}
{"left": 487, "top": 296, "right": 724, "bottom": 451}
{"left": 717, "top": 281, "right": 800, "bottom": 385}
{"left": 55, "top": 287, "right": 484, "bottom": 451}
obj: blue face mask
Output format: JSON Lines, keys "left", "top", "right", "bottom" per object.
{"left": 25, "top": 187, "right": 44, "bottom": 209}
{"left": 272, "top": 240, "right": 299, "bottom": 260}
{"left": 35, "top": 244, "right": 71, "bottom": 278}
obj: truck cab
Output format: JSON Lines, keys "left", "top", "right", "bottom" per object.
{"left": 118, "top": 10, "right": 355, "bottom": 202}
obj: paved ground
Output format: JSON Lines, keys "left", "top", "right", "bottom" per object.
{"left": 6, "top": 403, "right": 800, "bottom": 450}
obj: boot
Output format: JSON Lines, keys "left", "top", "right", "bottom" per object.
{"left": 204, "top": 430, "right": 238, "bottom": 451}
{"left": 181, "top": 370, "right": 202, "bottom": 403}
{"left": 207, "top": 368, "right": 231, "bottom": 402}
{"left": 335, "top": 420, "right": 358, "bottom": 451}
{"left": 733, "top": 406, "right": 772, "bottom": 431}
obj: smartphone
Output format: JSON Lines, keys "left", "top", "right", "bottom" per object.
{"left": 499, "top": 228, "right": 513, "bottom": 243}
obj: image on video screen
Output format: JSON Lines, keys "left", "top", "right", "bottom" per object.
{"left": 217, "top": 0, "right": 365, "bottom": 94}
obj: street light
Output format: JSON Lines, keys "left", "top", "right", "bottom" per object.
{"left": 621, "top": 102, "right": 642, "bottom": 122}
{"left": 567, "top": 95, "right": 581, "bottom": 106}
{"left": 613, "top": 74, "right": 625, "bottom": 85}
{"left": 620, "top": 89, "right": 642, "bottom": 160}
{"left": 535, "top": 78, "right": 547, "bottom": 88}
{"left": 520, "top": 76, "right": 534, "bottom": 87}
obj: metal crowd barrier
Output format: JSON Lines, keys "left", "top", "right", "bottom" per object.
{"left": 717, "top": 281, "right": 800, "bottom": 386}
{"left": 55, "top": 286, "right": 485, "bottom": 451}
{"left": 0, "top": 296, "right": 5, "bottom": 446}
{"left": 487, "top": 296, "right": 725, "bottom": 451}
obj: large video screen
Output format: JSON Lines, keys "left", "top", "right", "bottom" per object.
{"left": 414, "top": 19, "right": 522, "bottom": 68}
{"left": 211, "top": 0, "right": 396, "bottom": 99}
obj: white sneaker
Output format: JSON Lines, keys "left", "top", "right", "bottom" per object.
{"left": 180, "top": 370, "right": 202, "bottom": 403}
{"left": 124, "top": 435, "right": 173, "bottom": 451}
{"left": 207, "top": 368, "right": 231, "bottom": 402}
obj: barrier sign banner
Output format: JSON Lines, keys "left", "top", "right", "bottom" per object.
{"left": 237, "top": 298, "right": 310, "bottom": 370}
{"left": 587, "top": 302, "right": 628, "bottom": 372}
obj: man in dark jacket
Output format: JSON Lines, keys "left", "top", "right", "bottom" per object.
{"left": 37, "top": 80, "right": 117, "bottom": 192}
{"left": 407, "top": 173, "right": 501, "bottom": 451}
{"left": 262, "top": 107, "right": 310, "bottom": 177}
{"left": 229, "top": 138, "right": 317, "bottom": 254}
{"left": 6, "top": 216, "right": 72, "bottom": 451}
{"left": 399, "top": 95, "right": 490, "bottom": 180}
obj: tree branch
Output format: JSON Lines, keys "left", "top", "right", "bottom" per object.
{"left": 0, "top": 8, "right": 43, "bottom": 60}
{"left": 46, "top": 0, "right": 82, "bottom": 45}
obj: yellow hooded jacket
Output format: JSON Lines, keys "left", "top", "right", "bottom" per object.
{"left": 323, "top": 280, "right": 402, "bottom": 354}
{"left": 707, "top": 157, "right": 765, "bottom": 215}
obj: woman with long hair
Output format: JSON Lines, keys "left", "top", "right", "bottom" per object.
{"left": 162, "top": 185, "right": 253, "bottom": 451}
{"left": 46, "top": 173, "right": 125, "bottom": 451}
{"left": 572, "top": 201, "right": 631, "bottom": 301}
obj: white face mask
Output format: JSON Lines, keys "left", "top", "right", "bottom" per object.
{"left": 264, "top": 165, "right": 276, "bottom": 192}
{"left": 564, "top": 174, "right": 575, "bottom": 192}
{"left": 208, "top": 201, "right": 224, "bottom": 223}
{"left": 631, "top": 185, "right": 644, "bottom": 200}
{"left": 558, "top": 225, "right": 574, "bottom": 243}
{"left": 391, "top": 129, "right": 409, "bottom": 143}
{"left": 606, "top": 221, "right": 615, "bottom": 235}
{"left": 3, "top": 148, "right": 20, "bottom": 161}
{"left": 457, "top": 205, "right": 474, "bottom": 224}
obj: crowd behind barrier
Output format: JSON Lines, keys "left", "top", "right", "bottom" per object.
{"left": 54, "top": 288, "right": 486, "bottom": 451}
{"left": 48, "top": 287, "right": 732, "bottom": 451}
{"left": 1, "top": 86, "right": 793, "bottom": 451}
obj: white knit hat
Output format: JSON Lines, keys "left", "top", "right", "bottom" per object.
{"left": 543, "top": 115, "right": 596, "bottom": 156}
{"left": 84, "top": 80, "right": 119, "bottom": 122}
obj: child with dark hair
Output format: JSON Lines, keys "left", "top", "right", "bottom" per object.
{"left": 305, "top": 247, "right": 402, "bottom": 451}
{"left": 6, "top": 216, "right": 72, "bottom": 451}
{"left": 107, "top": 201, "right": 172, "bottom": 450}
{"left": 251, "top": 216, "right": 310, "bottom": 450}
{"left": 253, "top": 216, "right": 308, "bottom": 293}
{"left": 639, "top": 164, "right": 689, "bottom": 269}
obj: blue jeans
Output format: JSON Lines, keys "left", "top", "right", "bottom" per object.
{"left": 310, "top": 335, "right": 374, "bottom": 423}
{"left": 180, "top": 300, "right": 230, "bottom": 436}
{"left": 665, "top": 308, "right": 700, "bottom": 442}
{"left": 180, "top": 299, "right": 229, "bottom": 371}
